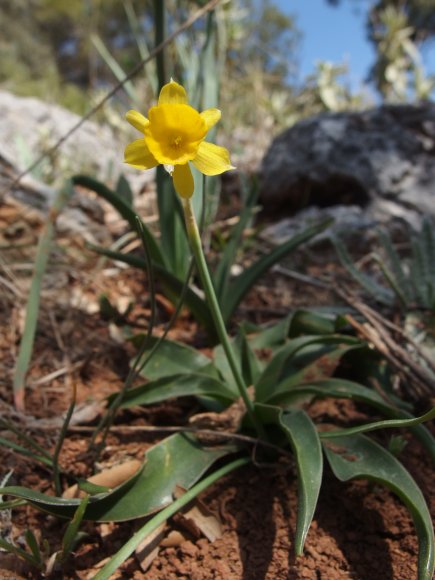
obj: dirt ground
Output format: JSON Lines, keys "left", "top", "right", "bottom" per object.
{"left": 0, "top": 187, "right": 433, "bottom": 579}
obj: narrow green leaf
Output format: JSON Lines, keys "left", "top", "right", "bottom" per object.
{"left": 289, "top": 309, "right": 338, "bottom": 336}
{"left": 239, "top": 329, "right": 262, "bottom": 385}
{"left": 115, "top": 174, "right": 133, "bottom": 207}
{"left": 91, "top": 34, "right": 138, "bottom": 103}
{"left": 265, "top": 343, "right": 363, "bottom": 403}
{"left": 86, "top": 244, "right": 214, "bottom": 332}
{"left": 72, "top": 175, "right": 163, "bottom": 266}
{"left": 13, "top": 181, "right": 73, "bottom": 408}
{"left": 0, "top": 537, "right": 41, "bottom": 568}
{"left": 213, "top": 330, "right": 262, "bottom": 390}
{"left": 266, "top": 378, "right": 435, "bottom": 463}
{"left": 221, "top": 218, "right": 333, "bottom": 322}
{"left": 132, "top": 336, "right": 218, "bottom": 381}
{"left": 122, "top": 0, "right": 157, "bottom": 95}
{"left": 0, "top": 436, "right": 53, "bottom": 467}
{"left": 61, "top": 495, "right": 90, "bottom": 560}
{"left": 0, "top": 434, "right": 234, "bottom": 522}
{"left": 377, "top": 229, "right": 413, "bottom": 303}
{"left": 332, "top": 235, "right": 393, "bottom": 306}
{"left": 213, "top": 180, "right": 259, "bottom": 300}
{"left": 0, "top": 499, "right": 27, "bottom": 510}
{"left": 243, "top": 314, "right": 292, "bottom": 350}
{"left": 111, "top": 373, "right": 237, "bottom": 408}
{"left": 324, "top": 434, "right": 434, "bottom": 580}
{"left": 373, "top": 253, "right": 409, "bottom": 309}
{"left": 421, "top": 217, "right": 435, "bottom": 284}
{"left": 258, "top": 405, "right": 322, "bottom": 555}
{"left": 25, "top": 530, "right": 42, "bottom": 565}
{"left": 320, "top": 407, "right": 435, "bottom": 439}
{"left": 255, "top": 335, "right": 361, "bottom": 403}
{"left": 77, "top": 481, "right": 110, "bottom": 495}
{"left": 156, "top": 167, "right": 190, "bottom": 278}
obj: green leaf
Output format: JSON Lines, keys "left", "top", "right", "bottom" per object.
{"left": 112, "top": 373, "right": 237, "bottom": 408}
{"left": 256, "top": 404, "right": 323, "bottom": 555}
{"left": 255, "top": 335, "right": 361, "bottom": 403}
{"left": 263, "top": 377, "right": 435, "bottom": 463}
{"left": 320, "top": 407, "right": 435, "bottom": 439}
{"left": 72, "top": 175, "right": 163, "bottom": 266}
{"left": 323, "top": 434, "right": 435, "bottom": 580}
{"left": 25, "top": 530, "right": 42, "bottom": 565}
{"left": 213, "top": 180, "right": 259, "bottom": 300}
{"left": 0, "top": 537, "right": 41, "bottom": 568}
{"left": 91, "top": 34, "right": 138, "bottom": 103}
{"left": 213, "top": 331, "right": 262, "bottom": 389}
{"left": 289, "top": 309, "right": 339, "bottom": 336}
{"left": 77, "top": 480, "right": 110, "bottom": 495}
{"left": 132, "top": 336, "right": 218, "bottom": 381}
{"left": 87, "top": 244, "right": 215, "bottom": 333}
{"left": 115, "top": 174, "right": 134, "bottom": 207}
{"left": 13, "top": 180, "right": 73, "bottom": 408}
{"left": 61, "top": 495, "right": 90, "bottom": 560}
{"left": 280, "top": 409, "right": 323, "bottom": 555}
{"left": 221, "top": 218, "right": 333, "bottom": 322}
{"left": 123, "top": 0, "right": 157, "bottom": 95}
{"left": 156, "top": 166, "right": 190, "bottom": 278}
{"left": 0, "top": 436, "right": 53, "bottom": 468}
{"left": 0, "top": 434, "right": 234, "bottom": 522}
{"left": 265, "top": 377, "right": 391, "bottom": 410}
{"left": 238, "top": 329, "right": 262, "bottom": 385}
{"left": 243, "top": 315, "right": 292, "bottom": 350}
{"left": 377, "top": 228, "right": 413, "bottom": 304}
{"left": 332, "top": 235, "right": 393, "bottom": 306}
{"left": 265, "top": 343, "right": 363, "bottom": 403}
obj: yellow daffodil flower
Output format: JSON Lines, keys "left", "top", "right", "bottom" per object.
{"left": 124, "top": 80, "right": 234, "bottom": 198}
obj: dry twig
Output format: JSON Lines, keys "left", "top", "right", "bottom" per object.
{"left": 337, "top": 287, "right": 435, "bottom": 400}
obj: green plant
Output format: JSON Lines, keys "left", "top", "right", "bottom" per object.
{"left": 0, "top": 492, "right": 90, "bottom": 574}
{"left": 75, "top": 172, "right": 330, "bottom": 337}
{"left": 333, "top": 218, "right": 435, "bottom": 313}
{"left": 4, "top": 65, "right": 434, "bottom": 579}
{"left": 332, "top": 219, "right": 435, "bottom": 397}
{"left": 2, "top": 311, "right": 434, "bottom": 578}
{"left": 73, "top": 81, "right": 331, "bottom": 336}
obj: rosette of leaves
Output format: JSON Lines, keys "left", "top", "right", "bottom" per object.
{"left": 2, "top": 310, "right": 433, "bottom": 579}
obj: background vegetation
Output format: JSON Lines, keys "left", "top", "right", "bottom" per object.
{"left": 2, "top": 0, "right": 433, "bottom": 130}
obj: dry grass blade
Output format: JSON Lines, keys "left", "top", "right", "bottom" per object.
{"left": 12, "top": 182, "right": 73, "bottom": 411}
{"left": 337, "top": 287, "right": 435, "bottom": 400}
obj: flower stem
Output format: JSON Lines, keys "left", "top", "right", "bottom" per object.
{"left": 182, "top": 197, "right": 264, "bottom": 437}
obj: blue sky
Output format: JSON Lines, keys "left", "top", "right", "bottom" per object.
{"left": 275, "top": 0, "right": 435, "bottom": 92}
{"left": 275, "top": 0, "right": 375, "bottom": 89}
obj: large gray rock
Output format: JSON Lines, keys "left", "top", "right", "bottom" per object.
{"left": 260, "top": 104, "right": 435, "bottom": 220}
{"left": 0, "top": 90, "right": 154, "bottom": 207}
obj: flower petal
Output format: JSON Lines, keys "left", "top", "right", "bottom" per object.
{"left": 126, "top": 110, "right": 149, "bottom": 132}
{"left": 124, "top": 139, "right": 158, "bottom": 170}
{"left": 158, "top": 80, "right": 188, "bottom": 106}
{"left": 200, "top": 108, "right": 221, "bottom": 130}
{"left": 173, "top": 163, "right": 194, "bottom": 199}
{"left": 192, "top": 142, "right": 235, "bottom": 176}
